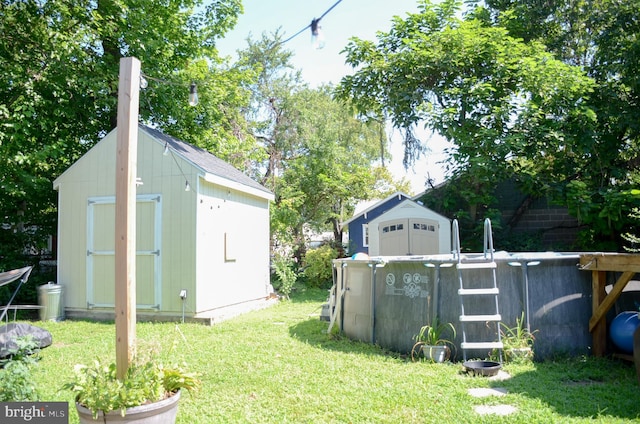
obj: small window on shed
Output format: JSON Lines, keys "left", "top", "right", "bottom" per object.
{"left": 362, "top": 224, "right": 369, "bottom": 247}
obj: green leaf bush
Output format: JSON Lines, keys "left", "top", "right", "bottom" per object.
{"left": 303, "top": 245, "right": 338, "bottom": 289}
{"left": 0, "top": 336, "right": 40, "bottom": 401}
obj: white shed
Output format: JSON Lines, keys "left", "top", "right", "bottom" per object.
{"left": 53, "top": 125, "right": 275, "bottom": 323}
{"left": 367, "top": 200, "right": 451, "bottom": 256}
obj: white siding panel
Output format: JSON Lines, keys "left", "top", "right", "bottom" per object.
{"left": 195, "top": 183, "right": 271, "bottom": 313}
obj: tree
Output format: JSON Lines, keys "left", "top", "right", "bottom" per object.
{"left": 473, "top": 0, "right": 640, "bottom": 248}
{"left": 336, "top": 0, "right": 594, "bottom": 238}
{"left": 275, "top": 86, "right": 388, "bottom": 259}
{"left": 0, "top": 0, "right": 252, "bottom": 269}
{"left": 235, "top": 34, "right": 403, "bottom": 261}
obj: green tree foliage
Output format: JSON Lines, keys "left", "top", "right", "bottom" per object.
{"left": 302, "top": 244, "right": 338, "bottom": 289}
{"left": 476, "top": 0, "right": 640, "bottom": 249}
{"left": 337, "top": 0, "right": 640, "bottom": 250}
{"left": 0, "top": 0, "right": 254, "bottom": 270}
{"left": 236, "top": 34, "right": 403, "bottom": 262}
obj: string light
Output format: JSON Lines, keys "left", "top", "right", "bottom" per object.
{"left": 279, "top": 0, "right": 343, "bottom": 46}
{"left": 310, "top": 19, "right": 325, "bottom": 49}
{"left": 162, "top": 139, "right": 194, "bottom": 194}
{"left": 137, "top": 73, "right": 197, "bottom": 192}
{"left": 188, "top": 82, "right": 198, "bottom": 107}
{"left": 140, "top": 73, "right": 199, "bottom": 107}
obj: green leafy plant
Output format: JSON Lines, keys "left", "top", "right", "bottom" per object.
{"left": 413, "top": 320, "right": 456, "bottom": 346}
{"left": 272, "top": 255, "right": 298, "bottom": 299}
{"left": 303, "top": 244, "right": 339, "bottom": 289}
{"left": 64, "top": 354, "right": 200, "bottom": 419}
{"left": 411, "top": 319, "right": 456, "bottom": 362}
{"left": 494, "top": 312, "right": 538, "bottom": 363}
{"left": 0, "top": 335, "right": 40, "bottom": 401}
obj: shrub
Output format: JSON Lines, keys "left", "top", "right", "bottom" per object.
{"left": 271, "top": 255, "right": 297, "bottom": 299}
{"left": 0, "top": 336, "right": 40, "bottom": 401}
{"left": 303, "top": 244, "right": 338, "bottom": 289}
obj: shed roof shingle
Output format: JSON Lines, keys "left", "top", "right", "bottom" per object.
{"left": 141, "top": 125, "right": 272, "bottom": 197}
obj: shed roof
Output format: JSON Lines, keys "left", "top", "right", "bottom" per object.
{"left": 53, "top": 125, "right": 273, "bottom": 200}
{"left": 142, "top": 125, "right": 273, "bottom": 199}
{"left": 341, "top": 191, "right": 411, "bottom": 226}
{"left": 368, "top": 199, "right": 451, "bottom": 224}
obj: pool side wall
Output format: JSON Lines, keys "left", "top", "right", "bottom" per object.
{"left": 333, "top": 254, "right": 593, "bottom": 361}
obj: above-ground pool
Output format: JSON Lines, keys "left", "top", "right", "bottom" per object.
{"left": 330, "top": 251, "right": 596, "bottom": 360}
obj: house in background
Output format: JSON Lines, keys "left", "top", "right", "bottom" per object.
{"left": 367, "top": 199, "right": 451, "bottom": 256}
{"left": 342, "top": 193, "right": 451, "bottom": 256}
{"left": 53, "top": 125, "right": 275, "bottom": 324}
{"left": 342, "top": 192, "right": 411, "bottom": 255}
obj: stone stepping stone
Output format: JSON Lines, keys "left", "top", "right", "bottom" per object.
{"left": 474, "top": 404, "right": 518, "bottom": 416}
{"left": 469, "top": 387, "right": 517, "bottom": 416}
{"left": 468, "top": 387, "right": 508, "bottom": 398}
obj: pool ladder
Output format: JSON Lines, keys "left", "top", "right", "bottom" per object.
{"left": 453, "top": 218, "right": 503, "bottom": 362}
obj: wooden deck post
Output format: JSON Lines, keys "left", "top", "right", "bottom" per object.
{"left": 115, "top": 57, "right": 140, "bottom": 380}
{"left": 591, "top": 270, "right": 607, "bottom": 357}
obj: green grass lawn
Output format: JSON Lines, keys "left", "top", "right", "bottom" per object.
{"left": 30, "top": 287, "right": 640, "bottom": 423}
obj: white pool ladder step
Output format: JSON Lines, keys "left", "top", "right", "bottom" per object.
{"left": 458, "top": 288, "right": 500, "bottom": 296}
{"left": 459, "top": 314, "right": 502, "bottom": 322}
{"left": 453, "top": 218, "right": 503, "bottom": 362}
{"left": 456, "top": 262, "right": 497, "bottom": 270}
{"left": 461, "top": 341, "right": 504, "bottom": 350}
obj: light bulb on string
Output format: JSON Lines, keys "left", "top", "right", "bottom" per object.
{"left": 163, "top": 142, "right": 169, "bottom": 156}
{"left": 310, "top": 19, "right": 325, "bottom": 49}
{"left": 185, "top": 180, "right": 191, "bottom": 192}
{"left": 139, "top": 75, "right": 148, "bottom": 89}
{"left": 189, "top": 82, "right": 198, "bottom": 107}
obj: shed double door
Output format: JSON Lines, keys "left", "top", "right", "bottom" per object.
{"left": 86, "top": 195, "right": 161, "bottom": 310}
{"left": 379, "top": 218, "right": 439, "bottom": 256}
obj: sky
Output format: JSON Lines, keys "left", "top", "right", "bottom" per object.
{"left": 216, "top": 0, "right": 451, "bottom": 195}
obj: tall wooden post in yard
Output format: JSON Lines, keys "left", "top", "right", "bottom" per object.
{"left": 115, "top": 57, "right": 140, "bottom": 379}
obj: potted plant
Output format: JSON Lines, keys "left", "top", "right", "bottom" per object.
{"left": 411, "top": 319, "right": 456, "bottom": 363}
{"left": 64, "top": 351, "right": 200, "bottom": 423}
{"left": 496, "top": 312, "right": 538, "bottom": 363}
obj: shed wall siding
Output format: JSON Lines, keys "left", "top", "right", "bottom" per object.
{"left": 195, "top": 182, "right": 270, "bottom": 313}
{"left": 137, "top": 131, "right": 197, "bottom": 313}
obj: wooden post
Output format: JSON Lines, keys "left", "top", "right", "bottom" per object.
{"left": 115, "top": 57, "right": 140, "bottom": 379}
{"left": 591, "top": 270, "right": 607, "bottom": 357}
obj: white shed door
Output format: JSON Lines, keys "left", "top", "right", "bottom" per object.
{"left": 379, "top": 218, "right": 439, "bottom": 255}
{"left": 86, "top": 195, "right": 161, "bottom": 309}
{"left": 379, "top": 220, "right": 409, "bottom": 255}
{"left": 408, "top": 218, "right": 439, "bottom": 255}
